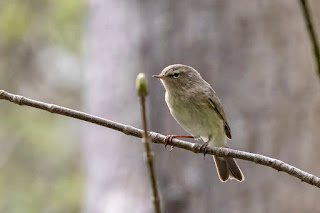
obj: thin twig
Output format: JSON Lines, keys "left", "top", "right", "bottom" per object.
{"left": 1, "top": 89, "right": 320, "bottom": 188}
{"left": 299, "top": 0, "right": 320, "bottom": 77}
{"left": 136, "top": 74, "right": 161, "bottom": 213}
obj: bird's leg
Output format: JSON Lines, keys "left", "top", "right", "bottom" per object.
{"left": 165, "top": 135, "right": 194, "bottom": 151}
{"left": 199, "top": 142, "right": 209, "bottom": 160}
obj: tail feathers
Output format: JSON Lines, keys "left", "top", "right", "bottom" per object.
{"left": 213, "top": 156, "right": 244, "bottom": 182}
{"left": 226, "top": 157, "right": 244, "bottom": 181}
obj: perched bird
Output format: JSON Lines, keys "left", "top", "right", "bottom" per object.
{"left": 153, "top": 64, "right": 244, "bottom": 182}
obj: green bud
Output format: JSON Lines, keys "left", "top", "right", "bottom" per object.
{"left": 136, "top": 73, "right": 148, "bottom": 97}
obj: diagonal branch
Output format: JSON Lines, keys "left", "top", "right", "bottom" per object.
{"left": 1, "top": 89, "right": 320, "bottom": 188}
{"left": 299, "top": 0, "right": 320, "bottom": 77}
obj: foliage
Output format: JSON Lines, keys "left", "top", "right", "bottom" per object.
{"left": 0, "top": 0, "right": 86, "bottom": 212}
{"left": 0, "top": 0, "right": 85, "bottom": 52}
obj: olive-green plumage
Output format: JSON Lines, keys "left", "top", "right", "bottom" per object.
{"left": 155, "top": 64, "right": 244, "bottom": 182}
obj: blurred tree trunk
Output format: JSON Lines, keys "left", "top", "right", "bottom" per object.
{"left": 82, "top": 1, "right": 152, "bottom": 212}
{"left": 83, "top": 0, "right": 320, "bottom": 213}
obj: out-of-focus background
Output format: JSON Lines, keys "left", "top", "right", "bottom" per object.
{"left": 0, "top": 0, "right": 85, "bottom": 212}
{"left": 1, "top": 0, "right": 320, "bottom": 213}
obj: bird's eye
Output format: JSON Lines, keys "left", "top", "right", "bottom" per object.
{"left": 170, "top": 72, "right": 180, "bottom": 78}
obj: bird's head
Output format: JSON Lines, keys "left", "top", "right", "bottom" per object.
{"left": 153, "top": 64, "right": 201, "bottom": 92}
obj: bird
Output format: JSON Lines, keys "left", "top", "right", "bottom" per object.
{"left": 153, "top": 64, "right": 244, "bottom": 182}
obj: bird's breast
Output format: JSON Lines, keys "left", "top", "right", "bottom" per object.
{"left": 165, "top": 91, "right": 223, "bottom": 139}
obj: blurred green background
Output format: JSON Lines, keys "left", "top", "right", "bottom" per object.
{"left": 1, "top": 1, "right": 320, "bottom": 213}
{"left": 0, "top": 0, "right": 86, "bottom": 212}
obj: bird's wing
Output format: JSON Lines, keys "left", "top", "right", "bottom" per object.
{"left": 206, "top": 88, "right": 232, "bottom": 139}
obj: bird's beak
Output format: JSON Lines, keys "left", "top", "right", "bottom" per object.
{"left": 153, "top": 75, "right": 164, "bottom": 79}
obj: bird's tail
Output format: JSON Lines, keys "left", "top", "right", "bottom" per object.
{"left": 213, "top": 156, "right": 244, "bottom": 182}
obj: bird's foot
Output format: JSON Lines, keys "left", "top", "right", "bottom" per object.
{"left": 165, "top": 135, "right": 175, "bottom": 151}
{"left": 200, "top": 142, "right": 209, "bottom": 160}
{"left": 164, "top": 135, "right": 195, "bottom": 151}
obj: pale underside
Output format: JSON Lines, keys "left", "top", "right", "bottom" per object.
{"left": 165, "top": 91, "right": 227, "bottom": 147}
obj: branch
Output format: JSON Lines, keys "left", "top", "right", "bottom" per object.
{"left": 299, "top": 0, "right": 320, "bottom": 77}
{"left": 1, "top": 89, "right": 320, "bottom": 188}
{"left": 136, "top": 74, "right": 161, "bottom": 213}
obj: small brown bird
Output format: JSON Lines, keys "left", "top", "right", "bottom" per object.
{"left": 153, "top": 64, "right": 244, "bottom": 182}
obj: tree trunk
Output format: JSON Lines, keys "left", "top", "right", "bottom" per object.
{"left": 83, "top": 1, "right": 320, "bottom": 212}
